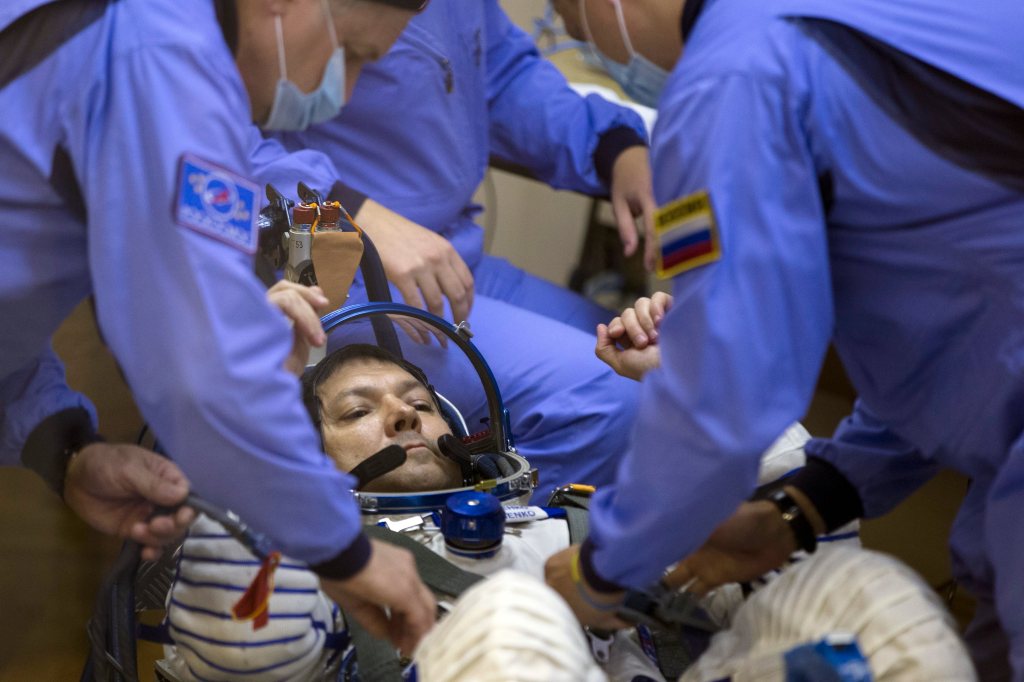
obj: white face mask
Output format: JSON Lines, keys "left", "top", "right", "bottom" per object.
{"left": 262, "top": 0, "right": 346, "bottom": 131}
{"left": 579, "top": 0, "right": 669, "bottom": 108}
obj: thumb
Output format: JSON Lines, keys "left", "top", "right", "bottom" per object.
{"left": 594, "top": 324, "right": 620, "bottom": 371}
{"left": 612, "top": 196, "right": 639, "bottom": 258}
{"left": 124, "top": 452, "right": 189, "bottom": 506}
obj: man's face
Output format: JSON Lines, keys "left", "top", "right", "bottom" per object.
{"left": 317, "top": 357, "right": 462, "bottom": 492}
{"left": 236, "top": 0, "right": 416, "bottom": 125}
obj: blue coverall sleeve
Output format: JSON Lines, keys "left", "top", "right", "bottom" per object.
{"left": 587, "top": 73, "right": 835, "bottom": 588}
{"left": 0, "top": 349, "right": 96, "bottom": 466}
{"left": 248, "top": 127, "right": 342, "bottom": 202}
{"left": 483, "top": 0, "right": 648, "bottom": 195}
{"left": 805, "top": 400, "right": 939, "bottom": 518}
{"left": 67, "top": 42, "right": 364, "bottom": 567}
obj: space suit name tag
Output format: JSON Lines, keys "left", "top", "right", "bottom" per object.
{"left": 175, "top": 154, "right": 259, "bottom": 254}
{"left": 654, "top": 189, "right": 721, "bottom": 279}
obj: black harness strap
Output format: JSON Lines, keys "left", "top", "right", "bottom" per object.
{"left": 347, "top": 526, "right": 485, "bottom": 682}
{"left": 801, "top": 19, "right": 1024, "bottom": 194}
{"left": 0, "top": 0, "right": 113, "bottom": 89}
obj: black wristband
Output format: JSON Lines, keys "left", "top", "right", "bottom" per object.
{"left": 310, "top": 532, "right": 373, "bottom": 581}
{"left": 327, "top": 180, "right": 368, "bottom": 218}
{"left": 784, "top": 456, "right": 865, "bottom": 533}
{"left": 593, "top": 126, "right": 648, "bottom": 187}
{"left": 20, "top": 407, "right": 103, "bottom": 498}
{"left": 764, "top": 488, "right": 817, "bottom": 554}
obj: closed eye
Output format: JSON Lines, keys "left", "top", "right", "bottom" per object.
{"left": 412, "top": 401, "right": 435, "bottom": 413}
{"left": 341, "top": 407, "right": 371, "bottom": 420}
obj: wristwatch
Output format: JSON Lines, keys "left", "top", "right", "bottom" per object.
{"left": 765, "top": 488, "right": 817, "bottom": 554}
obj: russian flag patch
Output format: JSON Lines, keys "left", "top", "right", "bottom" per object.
{"left": 654, "top": 189, "right": 721, "bottom": 279}
{"left": 175, "top": 154, "right": 259, "bottom": 254}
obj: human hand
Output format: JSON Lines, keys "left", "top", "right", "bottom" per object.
{"left": 663, "top": 500, "right": 798, "bottom": 597}
{"left": 609, "top": 146, "right": 658, "bottom": 270}
{"left": 320, "top": 539, "right": 436, "bottom": 656}
{"left": 267, "top": 280, "right": 330, "bottom": 376}
{"left": 595, "top": 292, "right": 673, "bottom": 380}
{"left": 355, "top": 199, "right": 475, "bottom": 323}
{"left": 544, "top": 545, "right": 630, "bottom": 630}
{"left": 64, "top": 443, "right": 195, "bottom": 561}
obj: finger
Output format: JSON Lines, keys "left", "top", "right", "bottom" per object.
{"left": 689, "top": 576, "right": 712, "bottom": 598}
{"left": 283, "top": 281, "right": 330, "bottom": 312}
{"left": 349, "top": 601, "right": 393, "bottom": 641}
{"left": 395, "top": 583, "right": 436, "bottom": 655}
{"left": 650, "top": 291, "right": 672, "bottom": 323}
{"left": 422, "top": 320, "right": 449, "bottom": 349}
{"left": 619, "top": 309, "right": 649, "bottom": 348}
{"left": 641, "top": 197, "right": 659, "bottom": 272}
{"left": 596, "top": 323, "right": 621, "bottom": 353}
{"left": 633, "top": 298, "right": 658, "bottom": 339}
{"left": 449, "top": 253, "right": 475, "bottom": 319}
{"left": 393, "top": 316, "right": 428, "bottom": 345}
{"left": 663, "top": 561, "right": 694, "bottom": 590}
{"left": 272, "top": 290, "right": 326, "bottom": 346}
{"left": 594, "top": 324, "right": 617, "bottom": 368}
{"left": 612, "top": 195, "right": 639, "bottom": 258}
{"left": 129, "top": 516, "right": 181, "bottom": 549}
{"left": 416, "top": 274, "right": 446, "bottom": 320}
{"left": 140, "top": 545, "right": 162, "bottom": 562}
{"left": 437, "top": 264, "right": 470, "bottom": 324}
{"left": 395, "top": 277, "right": 427, "bottom": 313}
{"left": 176, "top": 505, "right": 197, "bottom": 529}
{"left": 606, "top": 316, "right": 626, "bottom": 339}
{"left": 125, "top": 453, "right": 190, "bottom": 507}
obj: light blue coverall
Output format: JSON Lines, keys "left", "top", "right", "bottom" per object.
{"left": 254, "top": 0, "right": 650, "bottom": 498}
{"left": 0, "top": 0, "right": 370, "bottom": 574}
{"left": 579, "top": 0, "right": 1024, "bottom": 675}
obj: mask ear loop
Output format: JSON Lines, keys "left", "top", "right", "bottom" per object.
{"left": 578, "top": 0, "right": 598, "bottom": 50}
{"left": 609, "top": 0, "right": 638, "bottom": 59}
{"left": 579, "top": 0, "right": 634, "bottom": 63}
{"left": 274, "top": 14, "right": 288, "bottom": 81}
{"left": 321, "top": 0, "right": 341, "bottom": 50}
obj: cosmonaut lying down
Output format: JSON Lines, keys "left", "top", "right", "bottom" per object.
{"left": 160, "top": 335, "right": 852, "bottom": 682}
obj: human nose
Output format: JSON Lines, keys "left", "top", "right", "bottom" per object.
{"left": 384, "top": 396, "right": 421, "bottom": 436}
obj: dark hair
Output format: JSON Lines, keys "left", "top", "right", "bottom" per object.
{"left": 302, "top": 344, "right": 440, "bottom": 433}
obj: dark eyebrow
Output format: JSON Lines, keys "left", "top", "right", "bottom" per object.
{"left": 324, "top": 377, "right": 428, "bottom": 410}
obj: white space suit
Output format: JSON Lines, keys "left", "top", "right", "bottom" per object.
{"left": 162, "top": 423, "right": 854, "bottom": 681}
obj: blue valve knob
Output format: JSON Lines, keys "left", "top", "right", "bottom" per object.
{"left": 440, "top": 491, "right": 505, "bottom": 558}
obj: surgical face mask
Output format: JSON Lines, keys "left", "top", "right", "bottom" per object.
{"left": 578, "top": 0, "right": 669, "bottom": 108}
{"left": 262, "top": 1, "right": 346, "bottom": 131}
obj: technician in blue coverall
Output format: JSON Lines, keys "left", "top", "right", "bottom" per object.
{"left": 0, "top": 0, "right": 435, "bottom": 653}
{"left": 545, "top": 0, "right": 1024, "bottom": 678}
{"left": 253, "top": 0, "right": 657, "bottom": 496}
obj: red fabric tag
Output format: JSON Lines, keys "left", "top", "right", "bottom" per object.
{"left": 232, "top": 551, "right": 282, "bottom": 630}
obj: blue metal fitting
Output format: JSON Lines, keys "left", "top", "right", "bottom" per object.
{"left": 440, "top": 491, "right": 505, "bottom": 558}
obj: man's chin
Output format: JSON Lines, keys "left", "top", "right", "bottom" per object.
{"left": 366, "top": 460, "right": 462, "bottom": 493}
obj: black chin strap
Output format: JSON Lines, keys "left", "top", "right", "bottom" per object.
{"left": 438, "top": 434, "right": 475, "bottom": 485}
{"left": 349, "top": 445, "right": 407, "bottom": 490}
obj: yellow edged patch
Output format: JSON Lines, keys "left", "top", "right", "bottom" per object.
{"left": 654, "top": 189, "right": 722, "bottom": 279}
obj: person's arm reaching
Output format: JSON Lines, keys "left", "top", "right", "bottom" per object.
{"left": 799, "top": 401, "right": 939, "bottom": 521}
{"left": 1, "top": 350, "right": 194, "bottom": 559}
{"left": 71, "top": 33, "right": 434, "bottom": 647}
{"left": 2, "top": 348, "right": 97, "bottom": 474}
{"left": 483, "top": 0, "right": 656, "bottom": 263}
{"left": 249, "top": 129, "right": 475, "bottom": 323}
{"left": 549, "top": 70, "right": 835, "bottom": 614}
